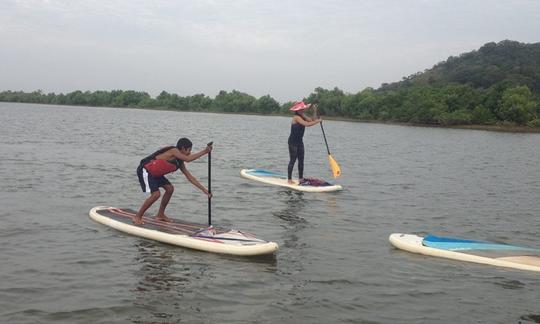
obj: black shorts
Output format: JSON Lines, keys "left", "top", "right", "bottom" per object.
{"left": 137, "top": 164, "right": 171, "bottom": 193}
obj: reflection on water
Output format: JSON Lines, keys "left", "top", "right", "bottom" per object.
{"left": 493, "top": 279, "right": 525, "bottom": 290}
{"left": 131, "top": 241, "right": 191, "bottom": 323}
{"left": 129, "top": 238, "right": 278, "bottom": 323}
{"left": 273, "top": 191, "right": 306, "bottom": 223}
{"left": 272, "top": 191, "right": 309, "bottom": 277}
{"left": 323, "top": 192, "right": 342, "bottom": 217}
{"left": 207, "top": 250, "right": 278, "bottom": 267}
{"left": 273, "top": 191, "right": 308, "bottom": 245}
{"left": 133, "top": 241, "right": 186, "bottom": 293}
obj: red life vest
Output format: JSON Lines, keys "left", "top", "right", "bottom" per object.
{"left": 140, "top": 146, "right": 183, "bottom": 177}
{"left": 143, "top": 159, "right": 178, "bottom": 177}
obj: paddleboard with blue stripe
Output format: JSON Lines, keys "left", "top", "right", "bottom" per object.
{"left": 240, "top": 168, "right": 342, "bottom": 192}
{"left": 389, "top": 233, "right": 540, "bottom": 272}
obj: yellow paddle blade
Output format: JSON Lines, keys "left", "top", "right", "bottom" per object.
{"left": 328, "top": 154, "right": 341, "bottom": 178}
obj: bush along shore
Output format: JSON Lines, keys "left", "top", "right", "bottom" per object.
{"left": 2, "top": 40, "right": 539, "bottom": 131}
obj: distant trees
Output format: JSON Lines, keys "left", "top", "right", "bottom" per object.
{"left": 1, "top": 40, "right": 539, "bottom": 128}
{"left": 306, "top": 87, "right": 345, "bottom": 117}
{"left": 253, "top": 95, "right": 280, "bottom": 114}
{"left": 212, "top": 90, "right": 255, "bottom": 113}
{"left": 0, "top": 89, "right": 283, "bottom": 114}
{"left": 298, "top": 82, "right": 539, "bottom": 126}
{"left": 1, "top": 83, "right": 538, "bottom": 127}
{"left": 0, "top": 89, "right": 154, "bottom": 107}
{"left": 497, "top": 86, "right": 538, "bottom": 124}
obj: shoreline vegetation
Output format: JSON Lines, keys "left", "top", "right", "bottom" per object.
{"left": 4, "top": 100, "right": 539, "bottom": 133}
{"left": 1, "top": 40, "right": 539, "bottom": 132}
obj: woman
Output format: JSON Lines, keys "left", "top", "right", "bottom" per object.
{"left": 287, "top": 101, "right": 322, "bottom": 184}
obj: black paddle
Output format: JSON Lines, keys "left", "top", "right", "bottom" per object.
{"left": 207, "top": 141, "right": 213, "bottom": 226}
{"left": 314, "top": 105, "right": 341, "bottom": 178}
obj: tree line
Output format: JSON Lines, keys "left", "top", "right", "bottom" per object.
{"left": 1, "top": 40, "right": 539, "bottom": 127}
{"left": 1, "top": 83, "right": 539, "bottom": 127}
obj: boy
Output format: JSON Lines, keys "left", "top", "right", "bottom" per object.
{"left": 134, "top": 138, "right": 212, "bottom": 225}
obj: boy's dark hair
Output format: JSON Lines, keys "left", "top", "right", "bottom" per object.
{"left": 176, "top": 138, "right": 193, "bottom": 150}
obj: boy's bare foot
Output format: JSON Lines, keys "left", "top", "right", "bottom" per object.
{"left": 155, "top": 214, "right": 172, "bottom": 222}
{"left": 133, "top": 217, "right": 144, "bottom": 225}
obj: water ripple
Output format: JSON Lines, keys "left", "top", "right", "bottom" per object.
{"left": 1, "top": 103, "right": 540, "bottom": 323}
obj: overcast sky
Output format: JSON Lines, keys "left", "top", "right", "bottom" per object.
{"left": 1, "top": 0, "right": 539, "bottom": 102}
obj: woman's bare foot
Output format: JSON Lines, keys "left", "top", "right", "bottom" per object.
{"left": 133, "top": 217, "right": 144, "bottom": 225}
{"left": 155, "top": 214, "right": 173, "bottom": 222}
{"left": 287, "top": 179, "right": 294, "bottom": 184}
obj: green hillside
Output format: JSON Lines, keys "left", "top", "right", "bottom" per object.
{"left": 305, "top": 40, "right": 540, "bottom": 127}
{"left": 381, "top": 40, "right": 540, "bottom": 96}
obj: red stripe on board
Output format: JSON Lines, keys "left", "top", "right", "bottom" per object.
{"left": 102, "top": 208, "right": 262, "bottom": 244}
{"left": 108, "top": 208, "right": 201, "bottom": 235}
{"left": 110, "top": 208, "right": 204, "bottom": 231}
{"left": 109, "top": 208, "right": 200, "bottom": 231}
{"left": 109, "top": 209, "right": 198, "bottom": 234}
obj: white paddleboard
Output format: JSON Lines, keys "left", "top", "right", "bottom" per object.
{"left": 240, "top": 168, "right": 342, "bottom": 193}
{"left": 89, "top": 206, "right": 278, "bottom": 256}
{"left": 389, "top": 233, "right": 540, "bottom": 272}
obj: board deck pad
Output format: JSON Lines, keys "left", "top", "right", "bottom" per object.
{"left": 89, "top": 206, "right": 278, "bottom": 255}
{"left": 389, "top": 233, "right": 540, "bottom": 272}
{"left": 240, "top": 168, "right": 342, "bottom": 192}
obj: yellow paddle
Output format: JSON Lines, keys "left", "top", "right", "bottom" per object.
{"left": 317, "top": 110, "right": 341, "bottom": 178}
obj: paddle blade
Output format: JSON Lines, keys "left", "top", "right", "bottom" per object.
{"left": 328, "top": 154, "right": 341, "bottom": 178}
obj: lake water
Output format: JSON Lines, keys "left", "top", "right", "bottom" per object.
{"left": 1, "top": 102, "right": 539, "bottom": 324}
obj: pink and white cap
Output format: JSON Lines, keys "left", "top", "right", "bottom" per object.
{"left": 289, "top": 101, "right": 312, "bottom": 112}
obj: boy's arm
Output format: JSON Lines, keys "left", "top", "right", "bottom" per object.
{"left": 174, "top": 144, "right": 212, "bottom": 162}
{"left": 179, "top": 164, "right": 211, "bottom": 196}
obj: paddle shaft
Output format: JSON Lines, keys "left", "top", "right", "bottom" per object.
{"left": 207, "top": 142, "right": 212, "bottom": 226}
{"left": 320, "top": 121, "right": 331, "bottom": 155}
{"left": 315, "top": 107, "right": 341, "bottom": 178}
{"left": 314, "top": 106, "right": 331, "bottom": 155}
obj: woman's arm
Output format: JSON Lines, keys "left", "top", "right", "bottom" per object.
{"left": 293, "top": 115, "right": 321, "bottom": 127}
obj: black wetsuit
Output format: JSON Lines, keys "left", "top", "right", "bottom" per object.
{"left": 287, "top": 118, "right": 306, "bottom": 180}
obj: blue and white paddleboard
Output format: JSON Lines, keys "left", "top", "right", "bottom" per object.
{"left": 389, "top": 233, "right": 540, "bottom": 272}
{"left": 240, "top": 168, "right": 342, "bottom": 193}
